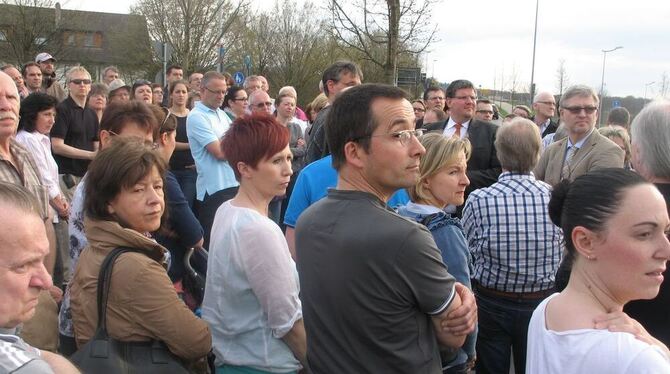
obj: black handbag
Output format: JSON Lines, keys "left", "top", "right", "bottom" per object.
{"left": 71, "top": 247, "right": 191, "bottom": 374}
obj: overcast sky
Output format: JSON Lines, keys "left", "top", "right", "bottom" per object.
{"left": 62, "top": 0, "right": 669, "bottom": 98}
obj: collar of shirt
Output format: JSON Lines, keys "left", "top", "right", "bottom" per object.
{"left": 194, "top": 100, "right": 220, "bottom": 114}
{"left": 403, "top": 201, "right": 443, "bottom": 215}
{"left": 447, "top": 117, "right": 470, "bottom": 130}
{"left": 539, "top": 118, "right": 550, "bottom": 133}
{"left": 567, "top": 128, "right": 594, "bottom": 150}
{"left": 498, "top": 171, "right": 536, "bottom": 182}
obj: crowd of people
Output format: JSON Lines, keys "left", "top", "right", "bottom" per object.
{"left": 0, "top": 52, "right": 669, "bottom": 374}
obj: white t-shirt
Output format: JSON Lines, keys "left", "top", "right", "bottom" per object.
{"left": 526, "top": 293, "right": 670, "bottom": 374}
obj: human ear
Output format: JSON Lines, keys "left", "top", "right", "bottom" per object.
{"left": 343, "top": 141, "right": 365, "bottom": 169}
{"left": 237, "top": 162, "right": 251, "bottom": 179}
{"left": 572, "top": 226, "right": 598, "bottom": 260}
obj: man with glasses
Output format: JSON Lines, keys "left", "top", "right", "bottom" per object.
{"left": 424, "top": 79, "right": 501, "bottom": 195}
{"left": 532, "top": 91, "right": 559, "bottom": 137}
{"left": 534, "top": 84, "right": 623, "bottom": 186}
{"left": 35, "top": 52, "right": 66, "bottom": 102}
{"left": 423, "top": 86, "right": 446, "bottom": 110}
{"left": 295, "top": 83, "right": 476, "bottom": 372}
{"left": 51, "top": 66, "right": 98, "bottom": 200}
{"left": 474, "top": 99, "right": 495, "bottom": 122}
{"left": 249, "top": 89, "right": 273, "bottom": 115}
{"left": 187, "top": 71, "right": 238, "bottom": 249}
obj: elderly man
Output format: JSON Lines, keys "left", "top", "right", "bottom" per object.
{"left": 1, "top": 65, "right": 29, "bottom": 99}
{"left": 296, "top": 83, "right": 476, "bottom": 373}
{"left": 532, "top": 91, "right": 558, "bottom": 137}
{"left": 625, "top": 100, "right": 670, "bottom": 346}
{"left": 107, "top": 79, "right": 131, "bottom": 104}
{"left": 187, "top": 71, "right": 237, "bottom": 249}
{"left": 51, "top": 66, "right": 98, "bottom": 200}
{"left": 243, "top": 75, "right": 263, "bottom": 94}
{"left": 305, "top": 60, "right": 363, "bottom": 164}
{"left": 462, "top": 118, "right": 563, "bottom": 374}
{"left": 35, "top": 52, "right": 66, "bottom": 102}
{"left": 101, "top": 66, "right": 119, "bottom": 85}
{"left": 0, "top": 183, "right": 79, "bottom": 373}
{"left": 248, "top": 89, "right": 273, "bottom": 115}
{"left": 534, "top": 85, "right": 624, "bottom": 186}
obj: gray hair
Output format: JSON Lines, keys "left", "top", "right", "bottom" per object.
{"left": 0, "top": 182, "right": 41, "bottom": 218}
{"left": 559, "top": 84, "right": 599, "bottom": 108}
{"left": 495, "top": 117, "right": 542, "bottom": 173}
{"left": 533, "top": 91, "right": 554, "bottom": 103}
{"left": 102, "top": 65, "right": 119, "bottom": 76}
{"left": 243, "top": 75, "right": 260, "bottom": 89}
{"left": 630, "top": 100, "right": 670, "bottom": 178}
{"left": 88, "top": 82, "right": 109, "bottom": 99}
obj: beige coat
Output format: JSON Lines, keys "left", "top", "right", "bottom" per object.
{"left": 70, "top": 218, "right": 211, "bottom": 360}
{"left": 534, "top": 130, "right": 624, "bottom": 186}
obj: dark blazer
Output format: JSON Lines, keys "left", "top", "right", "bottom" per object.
{"left": 424, "top": 119, "right": 502, "bottom": 194}
{"left": 542, "top": 118, "right": 559, "bottom": 138}
{"left": 533, "top": 129, "right": 624, "bottom": 186}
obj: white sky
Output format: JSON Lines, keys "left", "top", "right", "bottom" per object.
{"left": 61, "top": 0, "right": 670, "bottom": 98}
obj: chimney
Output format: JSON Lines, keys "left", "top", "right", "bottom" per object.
{"left": 55, "top": 2, "right": 61, "bottom": 28}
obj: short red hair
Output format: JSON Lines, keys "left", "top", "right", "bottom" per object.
{"left": 222, "top": 113, "right": 290, "bottom": 181}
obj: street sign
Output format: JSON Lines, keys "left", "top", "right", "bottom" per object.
{"left": 234, "top": 71, "right": 245, "bottom": 85}
{"left": 612, "top": 100, "right": 621, "bottom": 108}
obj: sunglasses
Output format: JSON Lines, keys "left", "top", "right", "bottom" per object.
{"left": 562, "top": 106, "right": 597, "bottom": 115}
{"left": 70, "top": 79, "right": 92, "bottom": 85}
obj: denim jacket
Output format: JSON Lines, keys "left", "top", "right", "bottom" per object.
{"left": 398, "top": 202, "right": 476, "bottom": 366}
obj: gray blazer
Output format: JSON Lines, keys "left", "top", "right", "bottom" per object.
{"left": 534, "top": 129, "right": 624, "bottom": 186}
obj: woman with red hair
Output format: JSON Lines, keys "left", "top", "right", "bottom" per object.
{"left": 202, "top": 114, "right": 306, "bottom": 374}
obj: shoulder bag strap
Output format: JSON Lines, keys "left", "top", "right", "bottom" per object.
{"left": 95, "top": 247, "right": 140, "bottom": 334}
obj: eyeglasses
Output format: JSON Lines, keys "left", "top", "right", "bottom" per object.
{"left": 537, "top": 101, "right": 556, "bottom": 106}
{"left": 413, "top": 107, "right": 426, "bottom": 112}
{"left": 232, "top": 97, "right": 248, "bottom": 102}
{"left": 133, "top": 79, "right": 151, "bottom": 86}
{"left": 255, "top": 102, "right": 272, "bottom": 108}
{"left": 562, "top": 106, "right": 597, "bottom": 115}
{"left": 476, "top": 110, "right": 494, "bottom": 114}
{"left": 159, "top": 107, "right": 175, "bottom": 134}
{"left": 205, "top": 86, "right": 227, "bottom": 96}
{"left": 69, "top": 79, "right": 92, "bottom": 85}
{"left": 353, "top": 129, "right": 424, "bottom": 146}
{"left": 453, "top": 95, "right": 477, "bottom": 101}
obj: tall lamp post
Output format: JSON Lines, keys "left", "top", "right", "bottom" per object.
{"left": 644, "top": 81, "right": 655, "bottom": 101}
{"left": 529, "top": 0, "right": 539, "bottom": 106}
{"left": 598, "top": 46, "right": 623, "bottom": 124}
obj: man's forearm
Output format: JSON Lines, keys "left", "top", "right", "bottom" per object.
{"left": 52, "top": 142, "right": 96, "bottom": 160}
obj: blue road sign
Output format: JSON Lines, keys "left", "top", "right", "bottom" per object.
{"left": 234, "top": 71, "right": 245, "bottom": 85}
{"left": 612, "top": 100, "right": 621, "bottom": 108}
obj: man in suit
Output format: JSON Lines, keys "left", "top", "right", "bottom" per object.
{"left": 534, "top": 85, "right": 624, "bottom": 186}
{"left": 424, "top": 79, "right": 501, "bottom": 194}
{"left": 532, "top": 91, "right": 559, "bottom": 137}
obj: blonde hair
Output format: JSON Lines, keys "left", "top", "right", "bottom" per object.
{"left": 408, "top": 133, "right": 471, "bottom": 203}
{"left": 309, "top": 93, "right": 328, "bottom": 112}
{"left": 599, "top": 125, "right": 631, "bottom": 166}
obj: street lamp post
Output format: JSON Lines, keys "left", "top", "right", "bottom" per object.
{"left": 644, "top": 81, "right": 655, "bottom": 101}
{"left": 529, "top": 0, "right": 539, "bottom": 106}
{"left": 598, "top": 46, "right": 623, "bottom": 125}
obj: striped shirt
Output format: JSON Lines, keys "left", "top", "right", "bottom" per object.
{"left": 462, "top": 172, "right": 563, "bottom": 293}
{"left": 0, "top": 333, "right": 54, "bottom": 373}
{"left": 0, "top": 139, "right": 49, "bottom": 220}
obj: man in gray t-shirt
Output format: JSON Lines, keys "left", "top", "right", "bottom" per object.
{"left": 295, "top": 84, "right": 477, "bottom": 373}
{"left": 0, "top": 183, "right": 79, "bottom": 373}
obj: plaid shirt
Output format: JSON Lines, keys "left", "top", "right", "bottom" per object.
{"left": 0, "top": 139, "right": 49, "bottom": 220}
{"left": 462, "top": 172, "right": 562, "bottom": 293}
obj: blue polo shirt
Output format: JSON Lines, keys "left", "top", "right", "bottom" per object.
{"left": 284, "top": 155, "right": 409, "bottom": 227}
{"left": 186, "top": 101, "right": 238, "bottom": 200}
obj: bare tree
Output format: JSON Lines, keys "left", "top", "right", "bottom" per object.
{"left": 0, "top": 0, "right": 63, "bottom": 65}
{"left": 508, "top": 64, "right": 520, "bottom": 106}
{"left": 659, "top": 71, "right": 669, "bottom": 98}
{"left": 131, "top": 0, "right": 249, "bottom": 72}
{"left": 555, "top": 58, "right": 570, "bottom": 97}
{"left": 328, "top": 0, "right": 439, "bottom": 85}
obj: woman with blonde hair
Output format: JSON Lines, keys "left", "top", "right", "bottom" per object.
{"left": 599, "top": 126, "right": 632, "bottom": 170}
{"left": 398, "top": 132, "right": 476, "bottom": 372}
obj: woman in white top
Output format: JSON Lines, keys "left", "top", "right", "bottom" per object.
{"left": 15, "top": 93, "right": 69, "bottom": 223}
{"left": 202, "top": 114, "right": 306, "bottom": 374}
{"left": 526, "top": 168, "right": 670, "bottom": 373}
